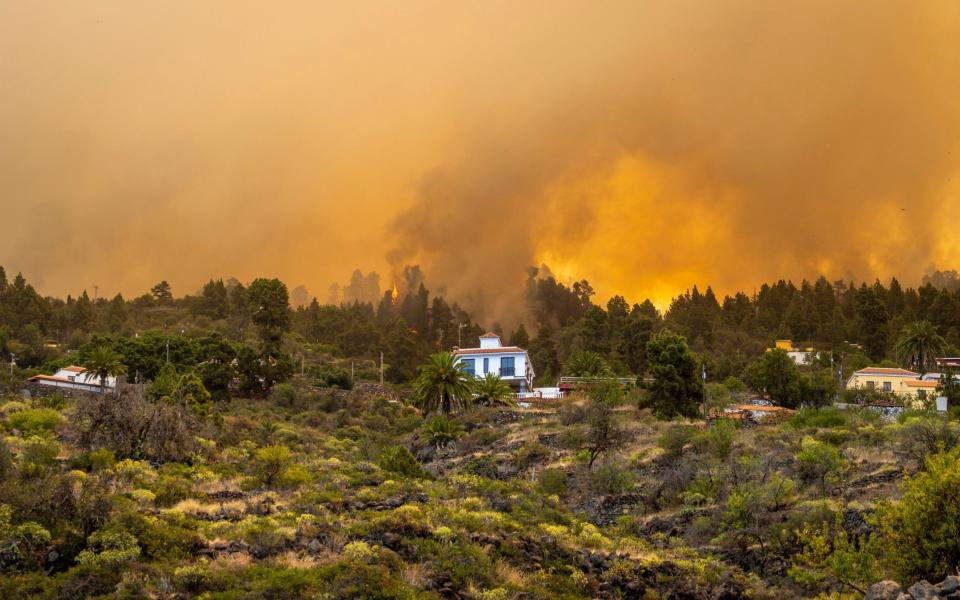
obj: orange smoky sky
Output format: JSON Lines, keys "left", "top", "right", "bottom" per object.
{"left": 2, "top": 1, "right": 960, "bottom": 317}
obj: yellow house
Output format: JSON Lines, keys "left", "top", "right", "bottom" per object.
{"left": 846, "top": 367, "right": 920, "bottom": 394}
{"left": 902, "top": 380, "right": 939, "bottom": 406}
{"left": 845, "top": 367, "right": 944, "bottom": 407}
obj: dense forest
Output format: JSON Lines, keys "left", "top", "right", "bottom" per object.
{"left": 4, "top": 263, "right": 960, "bottom": 393}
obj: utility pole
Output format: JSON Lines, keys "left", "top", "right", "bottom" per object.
{"left": 458, "top": 322, "right": 467, "bottom": 348}
{"left": 166, "top": 340, "right": 170, "bottom": 364}
{"left": 837, "top": 353, "right": 844, "bottom": 402}
{"left": 380, "top": 352, "right": 384, "bottom": 385}
{"left": 831, "top": 353, "right": 837, "bottom": 402}
{"left": 702, "top": 363, "right": 708, "bottom": 423}
{"left": 8, "top": 353, "right": 14, "bottom": 378}
{"left": 93, "top": 285, "right": 99, "bottom": 301}
{"left": 351, "top": 361, "right": 355, "bottom": 384}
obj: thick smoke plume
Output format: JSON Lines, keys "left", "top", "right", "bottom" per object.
{"left": 390, "top": 1, "right": 960, "bottom": 320}
{"left": 2, "top": 2, "right": 960, "bottom": 321}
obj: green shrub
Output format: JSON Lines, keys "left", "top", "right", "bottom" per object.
{"left": 681, "top": 474, "right": 721, "bottom": 506}
{"left": 89, "top": 448, "right": 116, "bottom": 471}
{"left": 19, "top": 437, "right": 59, "bottom": 478}
{"left": 723, "top": 376, "right": 747, "bottom": 393}
{"left": 787, "top": 407, "right": 847, "bottom": 430}
{"left": 789, "top": 513, "right": 879, "bottom": 593}
{"left": 658, "top": 424, "right": 697, "bottom": 458}
{"left": 253, "top": 444, "right": 294, "bottom": 488}
{"left": 75, "top": 527, "right": 141, "bottom": 568}
{"left": 377, "top": 446, "right": 429, "bottom": 479}
{"left": 815, "top": 428, "right": 853, "bottom": 447}
{"left": 696, "top": 419, "right": 736, "bottom": 459}
{"left": 874, "top": 447, "right": 960, "bottom": 582}
{"left": 268, "top": 383, "right": 298, "bottom": 407}
{"left": 462, "top": 455, "right": 500, "bottom": 479}
{"left": 795, "top": 436, "right": 844, "bottom": 493}
{"left": 239, "top": 517, "right": 294, "bottom": 556}
{"left": 590, "top": 460, "right": 632, "bottom": 495}
{"left": 0, "top": 401, "right": 27, "bottom": 416}
{"left": 34, "top": 393, "right": 67, "bottom": 411}
{"left": 7, "top": 408, "right": 62, "bottom": 436}
{"left": 514, "top": 441, "right": 550, "bottom": 470}
{"left": 173, "top": 564, "right": 212, "bottom": 594}
{"left": 313, "top": 365, "right": 353, "bottom": 390}
{"left": 0, "top": 505, "right": 52, "bottom": 571}
{"left": 537, "top": 468, "right": 568, "bottom": 496}
{"left": 277, "top": 464, "right": 312, "bottom": 489}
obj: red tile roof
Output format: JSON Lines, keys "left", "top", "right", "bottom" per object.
{"left": 61, "top": 366, "right": 86, "bottom": 373}
{"left": 29, "top": 374, "right": 97, "bottom": 385}
{"left": 854, "top": 367, "right": 919, "bottom": 377}
{"left": 454, "top": 346, "right": 526, "bottom": 355}
{"left": 479, "top": 332, "right": 500, "bottom": 339}
{"left": 904, "top": 380, "right": 938, "bottom": 388}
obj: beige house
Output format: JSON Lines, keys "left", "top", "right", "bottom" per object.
{"left": 846, "top": 367, "right": 941, "bottom": 407}
{"left": 902, "top": 380, "right": 939, "bottom": 405}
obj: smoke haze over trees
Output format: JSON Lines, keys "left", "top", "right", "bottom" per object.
{"left": 3, "top": 2, "right": 960, "bottom": 320}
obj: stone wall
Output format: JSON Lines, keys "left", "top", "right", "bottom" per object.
{"left": 20, "top": 381, "right": 99, "bottom": 400}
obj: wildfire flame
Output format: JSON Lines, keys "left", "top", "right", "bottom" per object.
{"left": 391, "top": 283, "right": 399, "bottom": 303}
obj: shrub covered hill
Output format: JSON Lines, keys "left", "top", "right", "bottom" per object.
{"left": 4, "top": 269, "right": 960, "bottom": 598}
{"left": 3, "top": 379, "right": 960, "bottom": 599}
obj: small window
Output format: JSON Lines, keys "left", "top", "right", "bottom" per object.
{"left": 866, "top": 381, "right": 876, "bottom": 389}
{"left": 918, "top": 390, "right": 927, "bottom": 400}
{"left": 483, "top": 357, "right": 489, "bottom": 374}
{"left": 883, "top": 381, "right": 892, "bottom": 392}
{"left": 462, "top": 359, "right": 475, "bottom": 375}
{"left": 501, "top": 356, "right": 515, "bottom": 377}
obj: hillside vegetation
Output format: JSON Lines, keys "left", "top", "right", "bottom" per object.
{"left": 2, "top": 380, "right": 960, "bottom": 598}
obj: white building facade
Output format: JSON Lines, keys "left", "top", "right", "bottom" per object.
{"left": 453, "top": 333, "right": 535, "bottom": 393}
{"left": 28, "top": 366, "right": 116, "bottom": 393}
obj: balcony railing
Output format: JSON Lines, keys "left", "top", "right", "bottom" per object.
{"left": 558, "top": 376, "right": 637, "bottom": 386}
{"left": 516, "top": 390, "right": 566, "bottom": 400}
{"left": 499, "top": 367, "right": 516, "bottom": 377}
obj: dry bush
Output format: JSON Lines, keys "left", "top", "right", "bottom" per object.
{"left": 401, "top": 562, "right": 434, "bottom": 588}
{"left": 64, "top": 388, "right": 201, "bottom": 463}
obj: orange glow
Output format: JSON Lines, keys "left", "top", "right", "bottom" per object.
{"left": 0, "top": 1, "right": 959, "bottom": 322}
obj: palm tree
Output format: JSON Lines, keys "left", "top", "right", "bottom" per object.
{"left": 567, "top": 350, "right": 613, "bottom": 378}
{"left": 413, "top": 351, "right": 474, "bottom": 415}
{"left": 474, "top": 373, "right": 515, "bottom": 406}
{"left": 82, "top": 345, "right": 127, "bottom": 392}
{"left": 895, "top": 320, "right": 947, "bottom": 374}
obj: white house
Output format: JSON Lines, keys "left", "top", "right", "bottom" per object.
{"left": 453, "top": 333, "right": 535, "bottom": 393}
{"left": 28, "top": 366, "right": 116, "bottom": 393}
{"left": 769, "top": 340, "right": 819, "bottom": 366}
